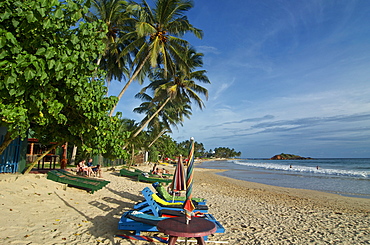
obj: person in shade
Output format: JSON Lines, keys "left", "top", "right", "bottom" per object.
{"left": 77, "top": 160, "right": 92, "bottom": 177}
{"left": 87, "top": 158, "right": 102, "bottom": 178}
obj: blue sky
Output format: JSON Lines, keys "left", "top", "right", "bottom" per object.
{"left": 110, "top": 0, "right": 370, "bottom": 158}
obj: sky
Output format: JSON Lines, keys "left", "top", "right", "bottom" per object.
{"left": 109, "top": 0, "right": 370, "bottom": 158}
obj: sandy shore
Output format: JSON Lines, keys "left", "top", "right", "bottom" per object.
{"left": 0, "top": 164, "right": 369, "bottom": 244}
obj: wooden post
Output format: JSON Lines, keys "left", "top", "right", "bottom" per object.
{"left": 60, "top": 142, "right": 68, "bottom": 169}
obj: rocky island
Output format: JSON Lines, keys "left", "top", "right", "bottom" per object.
{"left": 270, "top": 153, "right": 312, "bottom": 160}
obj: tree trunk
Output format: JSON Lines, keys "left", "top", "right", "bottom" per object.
{"left": 132, "top": 97, "right": 171, "bottom": 138}
{"left": 70, "top": 145, "right": 78, "bottom": 165}
{"left": 129, "top": 145, "right": 134, "bottom": 168}
{"left": 23, "top": 142, "right": 63, "bottom": 174}
{"left": 148, "top": 129, "right": 168, "bottom": 148}
{"left": 109, "top": 53, "right": 150, "bottom": 116}
{"left": 60, "top": 142, "right": 68, "bottom": 169}
{"left": 0, "top": 131, "right": 14, "bottom": 156}
{"left": 122, "top": 97, "right": 171, "bottom": 150}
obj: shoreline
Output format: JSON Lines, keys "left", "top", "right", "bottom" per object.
{"left": 196, "top": 158, "right": 370, "bottom": 199}
{"left": 0, "top": 165, "right": 369, "bottom": 244}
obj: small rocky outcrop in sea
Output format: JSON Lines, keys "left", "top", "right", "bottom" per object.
{"left": 270, "top": 153, "right": 312, "bottom": 160}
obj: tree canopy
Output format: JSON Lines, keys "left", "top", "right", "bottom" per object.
{"left": 212, "top": 147, "right": 241, "bottom": 159}
{"left": 0, "top": 0, "right": 128, "bottom": 158}
{"left": 0, "top": 0, "right": 241, "bottom": 163}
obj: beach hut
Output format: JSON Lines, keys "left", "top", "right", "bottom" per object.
{"left": 0, "top": 127, "right": 27, "bottom": 173}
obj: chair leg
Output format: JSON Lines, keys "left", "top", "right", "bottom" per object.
{"left": 168, "top": 236, "right": 178, "bottom": 245}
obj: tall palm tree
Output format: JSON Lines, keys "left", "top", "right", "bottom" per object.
{"left": 134, "top": 92, "right": 192, "bottom": 133}
{"left": 87, "top": 0, "right": 130, "bottom": 91}
{"left": 130, "top": 47, "right": 209, "bottom": 138}
{"left": 109, "top": 0, "right": 203, "bottom": 116}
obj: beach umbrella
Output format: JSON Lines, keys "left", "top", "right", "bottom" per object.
{"left": 183, "top": 137, "right": 196, "bottom": 224}
{"left": 171, "top": 155, "right": 186, "bottom": 200}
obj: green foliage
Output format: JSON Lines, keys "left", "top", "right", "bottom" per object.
{"left": 177, "top": 139, "right": 205, "bottom": 158}
{"left": 274, "top": 153, "right": 308, "bottom": 159}
{"left": 151, "top": 134, "right": 179, "bottom": 160}
{"left": 212, "top": 147, "right": 241, "bottom": 158}
{"left": 0, "top": 0, "right": 128, "bottom": 158}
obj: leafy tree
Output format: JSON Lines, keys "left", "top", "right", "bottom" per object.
{"left": 213, "top": 147, "right": 241, "bottom": 158}
{"left": 0, "top": 0, "right": 128, "bottom": 160}
{"left": 133, "top": 91, "right": 192, "bottom": 144}
{"left": 177, "top": 139, "right": 205, "bottom": 158}
{"left": 151, "top": 134, "right": 178, "bottom": 160}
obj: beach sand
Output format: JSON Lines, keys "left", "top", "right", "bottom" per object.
{"left": 0, "top": 164, "right": 369, "bottom": 244}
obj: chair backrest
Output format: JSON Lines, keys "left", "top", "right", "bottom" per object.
{"left": 155, "top": 183, "right": 205, "bottom": 202}
{"left": 141, "top": 187, "right": 161, "bottom": 217}
{"left": 152, "top": 193, "right": 179, "bottom": 206}
{"left": 155, "top": 184, "right": 172, "bottom": 200}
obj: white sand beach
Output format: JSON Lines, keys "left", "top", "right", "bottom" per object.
{"left": 0, "top": 164, "right": 369, "bottom": 244}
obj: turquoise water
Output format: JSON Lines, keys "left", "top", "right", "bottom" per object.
{"left": 198, "top": 158, "right": 370, "bottom": 198}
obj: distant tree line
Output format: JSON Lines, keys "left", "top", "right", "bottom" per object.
{"left": 208, "top": 147, "right": 241, "bottom": 158}
{"left": 145, "top": 135, "right": 241, "bottom": 162}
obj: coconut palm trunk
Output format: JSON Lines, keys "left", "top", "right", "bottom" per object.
{"left": 123, "top": 96, "right": 171, "bottom": 149}
{"left": 148, "top": 129, "right": 168, "bottom": 148}
{"left": 109, "top": 54, "right": 150, "bottom": 116}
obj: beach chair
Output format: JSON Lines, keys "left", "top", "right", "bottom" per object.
{"left": 153, "top": 182, "right": 206, "bottom": 204}
{"left": 138, "top": 174, "right": 172, "bottom": 185}
{"left": 118, "top": 211, "right": 225, "bottom": 236}
{"left": 47, "top": 170, "right": 109, "bottom": 193}
{"left": 134, "top": 188, "right": 208, "bottom": 211}
{"left": 134, "top": 187, "right": 208, "bottom": 216}
{"left": 120, "top": 169, "right": 172, "bottom": 185}
{"left": 134, "top": 168, "right": 173, "bottom": 177}
{"left": 120, "top": 168, "right": 140, "bottom": 178}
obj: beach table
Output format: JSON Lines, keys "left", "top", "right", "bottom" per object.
{"left": 157, "top": 216, "right": 216, "bottom": 245}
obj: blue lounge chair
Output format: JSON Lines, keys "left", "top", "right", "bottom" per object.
{"left": 152, "top": 182, "right": 207, "bottom": 205}
{"left": 134, "top": 188, "right": 208, "bottom": 211}
{"left": 118, "top": 210, "right": 225, "bottom": 236}
{"left": 134, "top": 187, "right": 208, "bottom": 215}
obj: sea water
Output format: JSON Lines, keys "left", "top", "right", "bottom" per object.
{"left": 198, "top": 158, "right": 370, "bottom": 199}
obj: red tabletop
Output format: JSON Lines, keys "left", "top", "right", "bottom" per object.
{"left": 157, "top": 216, "right": 216, "bottom": 238}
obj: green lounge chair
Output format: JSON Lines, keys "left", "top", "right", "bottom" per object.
{"left": 155, "top": 183, "right": 206, "bottom": 203}
{"left": 47, "top": 169, "right": 109, "bottom": 193}
{"left": 120, "top": 168, "right": 172, "bottom": 185}
{"left": 138, "top": 174, "right": 172, "bottom": 185}
{"left": 120, "top": 168, "right": 140, "bottom": 178}
{"left": 134, "top": 168, "right": 173, "bottom": 177}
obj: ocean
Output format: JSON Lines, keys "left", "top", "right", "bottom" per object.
{"left": 198, "top": 158, "right": 370, "bottom": 199}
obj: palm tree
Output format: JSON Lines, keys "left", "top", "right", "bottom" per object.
{"left": 130, "top": 47, "right": 209, "bottom": 138}
{"left": 87, "top": 0, "right": 130, "bottom": 91}
{"left": 133, "top": 92, "right": 192, "bottom": 146}
{"left": 109, "top": 0, "right": 203, "bottom": 116}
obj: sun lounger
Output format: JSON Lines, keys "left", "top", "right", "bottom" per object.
{"left": 138, "top": 174, "right": 172, "bottom": 185}
{"left": 154, "top": 182, "right": 206, "bottom": 204}
{"left": 47, "top": 169, "right": 109, "bottom": 193}
{"left": 134, "top": 191, "right": 208, "bottom": 211}
{"left": 134, "top": 187, "right": 208, "bottom": 216}
{"left": 118, "top": 210, "right": 225, "bottom": 236}
{"left": 120, "top": 168, "right": 172, "bottom": 185}
{"left": 119, "top": 168, "right": 140, "bottom": 178}
{"left": 134, "top": 168, "right": 173, "bottom": 177}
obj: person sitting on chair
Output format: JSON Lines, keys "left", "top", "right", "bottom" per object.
{"left": 77, "top": 160, "right": 92, "bottom": 177}
{"left": 87, "top": 158, "right": 102, "bottom": 178}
